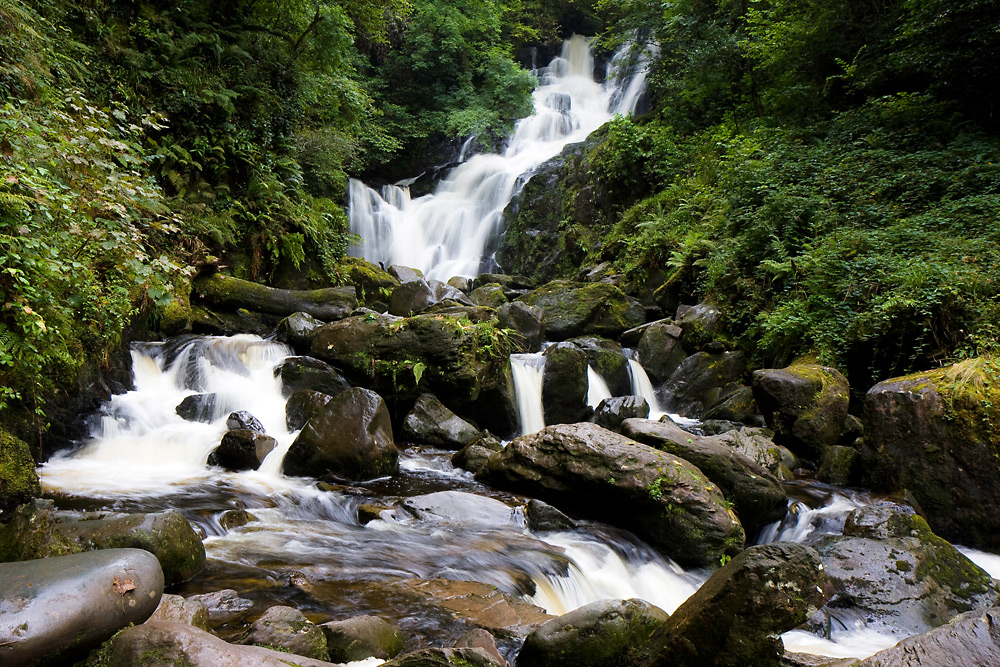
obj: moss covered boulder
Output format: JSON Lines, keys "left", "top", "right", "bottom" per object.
{"left": 0, "top": 430, "right": 40, "bottom": 520}
{"left": 542, "top": 342, "right": 591, "bottom": 426}
{"left": 751, "top": 364, "right": 850, "bottom": 461}
{"left": 814, "top": 505, "right": 998, "bottom": 635}
{"left": 339, "top": 257, "right": 400, "bottom": 306}
{"left": 192, "top": 272, "right": 357, "bottom": 321}
{"left": 320, "top": 615, "right": 406, "bottom": 663}
{"left": 860, "top": 358, "right": 1000, "bottom": 549}
{"left": 569, "top": 336, "right": 631, "bottom": 396}
{"left": 661, "top": 351, "right": 747, "bottom": 417}
{"left": 517, "top": 280, "right": 645, "bottom": 341}
{"left": 479, "top": 423, "right": 745, "bottom": 567}
{"left": 638, "top": 321, "right": 686, "bottom": 383}
{"left": 239, "top": 605, "right": 328, "bottom": 660}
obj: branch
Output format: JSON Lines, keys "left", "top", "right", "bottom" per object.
{"left": 290, "top": 7, "right": 324, "bottom": 62}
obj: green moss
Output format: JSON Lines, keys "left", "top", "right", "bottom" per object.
{"left": 0, "top": 430, "right": 41, "bottom": 518}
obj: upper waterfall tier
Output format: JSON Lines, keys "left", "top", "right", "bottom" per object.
{"left": 348, "top": 36, "right": 653, "bottom": 280}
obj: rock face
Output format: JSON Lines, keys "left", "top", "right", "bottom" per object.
{"left": 0, "top": 548, "right": 164, "bottom": 665}
{"left": 240, "top": 605, "right": 328, "bottom": 660}
{"left": 285, "top": 389, "right": 334, "bottom": 431}
{"left": 517, "top": 280, "right": 645, "bottom": 341}
{"left": 861, "top": 359, "right": 1000, "bottom": 550}
{"left": 638, "top": 322, "right": 686, "bottom": 382}
{"left": 0, "top": 501, "right": 205, "bottom": 586}
{"left": 274, "top": 356, "right": 352, "bottom": 398}
{"left": 620, "top": 418, "right": 786, "bottom": 536}
{"left": 516, "top": 598, "right": 669, "bottom": 667}
{"left": 498, "top": 302, "right": 545, "bottom": 352}
{"left": 661, "top": 351, "right": 747, "bottom": 417}
{"left": 857, "top": 608, "right": 1000, "bottom": 667}
{"left": 637, "top": 543, "right": 833, "bottom": 667}
{"left": 284, "top": 387, "right": 398, "bottom": 481}
{"left": 192, "top": 273, "right": 357, "bottom": 321}
{"left": 402, "top": 393, "right": 482, "bottom": 449}
{"left": 103, "top": 621, "right": 341, "bottom": 667}
{"left": 542, "top": 343, "right": 591, "bottom": 426}
{"left": 321, "top": 615, "right": 406, "bottom": 663}
{"left": 814, "top": 505, "right": 998, "bottom": 635}
{"left": 0, "top": 430, "right": 41, "bottom": 519}
{"left": 480, "top": 423, "right": 745, "bottom": 567}
{"left": 752, "top": 364, "right": 850, "bottom": 461}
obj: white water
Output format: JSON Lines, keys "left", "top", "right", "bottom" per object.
{"left": 511, "top": 352, "right": 546, "bottom": 435}
{"left": 626, "top": 357, "right": 666, "bottom": 419}
{"left": 348, "top": 35, "right": 652, "bottom": 280}
{"left": 586, "top": 366, "right": 613, "bottom": 410}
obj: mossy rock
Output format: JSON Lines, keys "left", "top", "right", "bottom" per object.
{"left": 157, "top": 280, "right": 195, "bottom": 336}
{"left": 569, "top": 336, "right": 631, "bottom": 396}
{"left": 0, "top": 430, "right": 41, "bottom": 521}
{"left": 339, "top": 257, "right": 400, "bottom": 306}
{"left": 517, "top": 280, "right": 645, "bottom": 341}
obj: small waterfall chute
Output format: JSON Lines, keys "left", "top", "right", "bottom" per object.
{"left": 511, "top": 352, "right": 546, "bottom": 435}
{"left": 586, "top": 366, "right": 613, "bottom": 410}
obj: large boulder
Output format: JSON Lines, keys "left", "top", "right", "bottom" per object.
{"left": 674, "top": 303, "right": 722, "bottom": 350}
{"left": 240, "top": 605, "right": 328, "bottom": 660}
{"left": 752, "top": 364, "right": 850, "bottom": 461}
{"left": 0, "top": 430, "right": 40, "bottom": 519}
{"left": 638, "top": 322, "right": 687, "bottom": 382}
{"left": 402, "top": 393, "right": 482, "bottom": 449}
{"left": 0, "top": 548, "right": 163, "bottom": 665}
{"left": 452, "top": 432, "right": 505, "bottom": 475}
{"left": 860, "top": 358, "right": 1000, "bottom": 550}
{"left": 283, "top": 387, "right": 398, "bottom": 481}
{"left": 186, "top": 589, "right": 254, "bottom": 626}
{"left": 857, "top": 608, "right": 1000, "bottom": 667}
{"left": 498, "top": 302, "right": 545, "bottom": 353}
{"left": 594, "top": 396, "right": 650, "bottom": 431}
{"left": 389, "top": 279, "right": 474, "bottom": 316}
{"left": 469, "top": 283, "right": 508, "bottom": 308}
{"left": 636, "top": 543, "right": 833, "bottom": 667}
{"left": 569, "top": 337, "right": 632, "bottom": 396}
{"left": 479, "top": 423, "right": 745, "bottom": 567}
{"left": 101, "top": 622, "right": 342, "bottom": 667}
{"left": 340, "top": 257, "right": 400, "bottom": 306}
{"left": 814, "top": 505, "right": 998, "bottom": 635}
{"left": 517, "top": 280, "right": 645, "bottom": 341}
{"left": 620, "top": 419, "right": 787, "bottom": 536}
{"left": 542, "top": 343, "right": 591, "bottom": 426}
{"left": 274, "top": 356, "right": 351, "bottom": 398}
{"left": 148, "top": 593, "right": 211, "bottom": 630}
{"left": 192, "top": 273, "right": 357, "bottom": 321}
{"left": 275, "top": 311, "right": 323, "bottom": 350}
{"left": 660, "top": 351, "right": 747, "bottom": 417}
{"left": 516, "top": 598, "right": 669, "bottom": 667}
{"left": 321, "top": 615, "right": 406, "bottom": 663}
{"left": 285, "top": 389, "right": 334, "bottom": 431}
{"left": 0, "top": 501, "right": 205, "bottom": 586}
{"left": 208, "top": 429, "right": 276, "bottom": 471}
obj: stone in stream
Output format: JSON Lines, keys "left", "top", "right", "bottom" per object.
{"left": 515, "top": 598, "right": 669, "bottom": 667}
{"left": 283, "top": 387, "right": 398, "bottom": 481}
{"left": 702, "top": 385, "right": 761, "bottom": 425}
{"left": 388, "top": 264, "right": 425, "bottom": 283}
{"left": 593, "top": 395, "right": 650, "bottom": 431}
{"left": 637, "top": 321, "right": 687, "bottom": 382}
{"left": 620, "top": 418, "right": 787, "bottom": 537}
{"left": 285, "top": 388, "right": 334, "bottom": 431}
{"left": 856, "top": 607, "right": 1000, "bottom": 667}
{"left": 524, "top": 498, "right": 577, "bottom": 532}
{"left": 516, "top": 279, "right": 645, "bottom": 341}
{"left": 659, "top": 350, "right": 747, "bottom": 418}
{"left": 541, "top": 342, "right": 591, "bottom": 426}
{"left": 239, "top": 605, "right": 328, "bottom": 660}
{"left": 569, "top": 336, "right": 632, "bottom": 396}
{"left": 175, "top": 392, "right": 220, "bottom": 422}
{"left": 860, "top": 357, "right": 1000, "bottom": 550}
{"left": 275, "top": 311, "right": 324, "bottom": 350}
{"left": 320, "top": 614, "right": 407, "bottom": 663}
{"left": 635, "top": 543, "right": 833, "bottom": 667}
{"left": 498, "top": 301, "right": 545, "bottom": 352}
{"left": 102, "top": 621, "right": 342, "bottom": 667}
{"left": 192, "top": 272, "right": 357, "bottom": 321}
{"left": 0, "top": 548, "right": 164, "bottom": 665}
{"left": 148, "top": 593, "right": 211, "bottom": 630}
{"left": 455, "top": 629, "right": 508, "bottom": 667}
{"left": 752, "top": 364, "right": 850, "bottom": 461}
{"left": 208, "top": 429, "right": 277, "bottom": 471}
{"left": 452, "top": 431, "right": 505, "bottom": 474}
{"left": 402, "top": 393, "right": 482, "bottom": 449}
{"left": 186, "top": 589, "right": 254, "bottom": 625}
{"left": 0, "top": 500, "right": 205, "bottom": 586}
{"left": 813, "top": 505, "right": 998, "bottom": 635}
{"left": 402, "top": 490, "right": 519, "bottom": 526}
{"left": 274, "top": 355, "right": 352, "bottom": 398}
{"left": 226, "top": 409, "right": 265, "bottom": 432}
{"left": 479, "top": 423, "right": 745, "bottom": 567}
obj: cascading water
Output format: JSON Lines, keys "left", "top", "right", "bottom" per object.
{"left": 626, "top": 357, "right": 666, "bottom": 420}
{"left": 586, "top": 366, "right": 613, "bottom": 410}
{"left": 347, "top": 35, "right": 653, "bottom": 280}
{"left": 510, "top": 352, "right": 546, "bottom": 435}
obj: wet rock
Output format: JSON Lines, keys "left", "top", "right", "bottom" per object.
{"left": 674, "top": 303, "right": 722, "bottom": 350}
{"left": 525, "top": 499, "right": 577, "bottom": 532}
{"left": 403, "top": 490, "right": 518, "bottom": 526}
{"left": 218, "top": 509, "right": 257, "bottom": 531}
{"left": 542, "top": 343, "right": 591, "bottom": 426}
{"left": 517, "top": 280, "right": 645, "bottom": 341}
{"left": 226, "top": 410, "right": 265, "bottom": 432}
{"left": 176, "top": 392, "right": 220, "bottom": 422}
{"left": 470, "top": 283, "right": 508, "bottom": 308}
{"left": 717, "top": 426, "right": 800, "bottom": 478}
{"left": 320, "top": 615, "right": 406, "bottom": 662}
{"left": 0, "top": 501, "right": 205, "bottom": 586}
{"left": 861, "top": 359, "right": 1000, "bottom": 550}
{"left": 285, "top": 388, "right": 334, "bottom": 431}
{"left": 637, "top": 543, "right": 833, "bottom": 667}
{"left": 660, "top": 351, "right": 747, "bottom": 418}
{"left": 103, "top": 621, "right": 340, "bottom": 667}
{"left": 402, "top": 393, "right": 482, "bottom": 450}
{"left": 516, "top": 598, "right": 668, "bottom": 667}
{"left": 187, "top": 589, "right": 254, "bottom": 625}
{"left": 857, "top": 607, "right": 1000, "bottom": 667}
{"left": 638, "top": 322, "right": 686, "bottom": 382}
{"left": 473, "top": 273, "right": 534, "bottom": 292}
{"left": 752, "top": 364, "right": 850, "bottom": 461}
{"left": 594, "top": 396, "right": 650, "bottom": 431}
{"left": 388, "top": 265, "right": 424, "bottom": 283}
{"left": 480, "top": 423, "right": 745, "bottom": 567}
{"left": 0, "top": 430, "right": 40, "bottom": 519}
{"left": 383, "top": 647, "right": 505, "bottom": 667}
{"left": 448, "top": 276, "right": 472, "bottom": 292}
{"left": 190, "top": 306, "right": 274, "bottom": 336}
{"left": 208, "top": 429, "right": 276, "bottom": 471}
{"left": 455, "top": 629, "right": 507, "bottom": 666}
{"left": 275, "top": 311, "right": 323, "bottom": 350}
{"left": 284, "top": 387, "right": 398, "bottom": 481}
{"left": 703, "top": 386, "right": 760, "bottom": 425}
{"left": 389, "top": 279, "right": 474, "bottom": 316}
{"left": 149, "top": 593, "right": 211, "bottom": 630}
{"left": 240, "top": 605, "right": 328, "bottom": 660}
{"left": 817, "top": 445, "right": 861, "bottom": 486}
{"left": 498, "top": 301, "right": 545, "bottom": 352}
{"left": 0, "top": 548, "right": 163, "bottom": 665}
{"left": 274, "top": 356, "right": 351, "bottom": 398}
{"left": 814, "top": 505, "right": 998, "bottom": 635}
{"left": 192, "top": 273, "right": 357, "bottom": 321}
{"left": 452, "top": 432, "right": 504, "bottom": 474}
{"left": 570, "top": 336, "right": 631, "bottom": 396}
{"left": 341, "top": 257, "right": 400, "bottom": 305}
{"left": 621, "top": 418, "right": 787, "bottom": 536}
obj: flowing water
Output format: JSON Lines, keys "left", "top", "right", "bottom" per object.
{"left": 347, "top": 36, "right": 652, "bottom": 280}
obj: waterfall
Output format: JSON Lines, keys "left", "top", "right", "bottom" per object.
{"left": 347, "top": 35, "right": 654, "bottom": 280}
{"left": 511, "top": 353, "right": 546, "bottom": 435}
{"left": 626, "top": 358, "right": 666, "bottom": 420}
{"left": 586, "top": 366, "right": 613, "bottom": 410}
